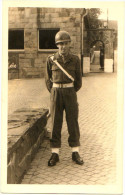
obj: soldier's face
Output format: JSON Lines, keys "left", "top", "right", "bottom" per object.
{"left": 57, "top": 41, "right": 71, "bottom": 55}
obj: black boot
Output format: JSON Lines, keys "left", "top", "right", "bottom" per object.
{"left": 48, "top": 153, "right": 59, "bottom": 166}
{"left": 72, "top": 152, "right": 84, "bottom": 165}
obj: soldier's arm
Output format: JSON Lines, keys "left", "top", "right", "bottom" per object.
{"left": 45, "top": 57, "right": 53, "bottom": 92}
{"left": 74, "top": 56, "right": 82, "bottom": 92}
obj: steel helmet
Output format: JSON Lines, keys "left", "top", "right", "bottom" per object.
{"left": 55, "top": 31, "right": 71, "bottom": 44}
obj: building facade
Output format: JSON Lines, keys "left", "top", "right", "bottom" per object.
{"left": 8, "top": 8, "right": 117, "bottom": 79}
{"left": 8, "top": 7, "right": 86, "bottom": 79}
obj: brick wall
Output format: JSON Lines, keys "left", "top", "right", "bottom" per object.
{"left": 8, "top": 8, "right": 83, "bottom": 78}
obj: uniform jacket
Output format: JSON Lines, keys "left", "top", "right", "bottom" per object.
{"left": 45, "top": 52, "right": 82, "bottom": 92}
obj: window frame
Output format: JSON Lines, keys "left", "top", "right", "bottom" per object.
{"left": 8, "top": 29, "right": 25, "bottom": 52}
{"left": 38, "top": 28, "right": 59, "bottom": 52}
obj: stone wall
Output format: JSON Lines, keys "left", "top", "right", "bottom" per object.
{"left": 8, "top": 8, "right": 83, "bottom": 79}
{"left": 7, "top": 108, "right": 48, "bottom": 184}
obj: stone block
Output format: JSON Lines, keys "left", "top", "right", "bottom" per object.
{"left": 74, "top": 44, "right": 81, "bottom": 51}
{"left": 21, "top": 67, "right": 43, "bottom": 78}
{"left": 29, "top": 18, "right": 37, "bottom": 23}
{"left": 8, "top": 71, "right": 19, "bottom": 80}
{"left": 62, "top": 17, "right": 70, "bottom": 23}
{"left": 33, "top": 23, "right": 38, "bottom": 29}
{"left": 50, "top": 17, "right": 64, "bottom": 23}
{"left": 25, "top": 8, "right": 31, "bottom": 18}
{"left": 83, "top": 57, "right": 90, "bottom": 73}
{"left": 18, "top": 8, "right": 25, "bottom": 11}
{"left": 69, "top": 16, "right": 76, "bottom": 23}
{"left": 7, "top": 157, "right": 16, "bottom": 184}
{"left": 34, "top": 64, "right": 42, "bottom": 68}
{"left": 25, "top": 48, "right": 37, "bottom": 53}
{"left": 19, "top": 59, "right": 31, "bottom": 68}
{"left": 25, "top": 23, "right": 33, "bottom": 28}
{"left": 42, "top": 14, "right": 52, "bottom": 23}
{"left": 7, "top": 108, "right": 48, "bottom": 184}
{"left": 76, "top": 36, "right": 81, "bottom": 42}
{"left": 22, "top": 18, "right": 29, "bottom": 24}
{"left": 8, "top": 124, "right": 30, "bottom": 137}
{"left": 69, "top": 8, "right": 76, "bottom": 12}
{"left": 104, "top": 59, "right": 113, "bottom": 73}
{"left": 51, "top": 13, "right": 59, "bottom": 18}
{"left": 59, "top": 11, "right": 70, "bottom": 17}
{"left": 34, "top": 59, "right": 42, "bottom": 64}
{"left": 20, "top": 14, "right": 24, "bottom": 19}
{"left": 32, "top": 41, "right": 38, "bottom": 48}
{"left": 39, "top": 22, "right": 51, "bottom": 28}
{"left": 31, "top": 8, "right": 37, "bottom": 14}
{"left": 30, "top": 13, "right": 37, "bottom": 19}
{"left": 30, "top": 30, "right": 37, "bottom": 37}
{"left": 74, "top": 22, "right": 80, "bottom": 27}
{"left": 75, "top": 15, "right": 81, "bottom": 23}
{"left": 75, "top": 27, "right": 80, "bottom": 33}
{"left": 19, "top": 54, "right": 25, "bottom": 59}
{"left": 64, "top": 22, "right": 74, "bottom": 28}
{"left": 24, "top": 53, "right": 33, "bottom": 59}
{"left": 50, "top": 8, "right": 58, "bottom": 13}
{"left": 25, "top": 41, "right": 33, "bottom": 48}
{"left": 41, "top": 8, "right": 49, "bottom": 13}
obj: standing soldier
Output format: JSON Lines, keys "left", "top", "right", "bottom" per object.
{"left": 45, "top": 30, "right": 84, "bottom": 166}
{"left": 100, "top": 46, "right": 104, "bottom": 70}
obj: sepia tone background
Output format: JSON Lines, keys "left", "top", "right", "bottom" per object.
{"left": 1, "top": 0, "right": 124, "bottom": 194}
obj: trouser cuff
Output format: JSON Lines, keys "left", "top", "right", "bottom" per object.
{"left": 52, "top": 148, "right": 59, "bottom": 154}
{"left": 71, "top": 147, "right": 79, "bottom": 152}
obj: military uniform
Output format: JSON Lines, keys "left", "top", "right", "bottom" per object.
{"left": 45, "top": 30, "right": 84, "bottom": 166}
{"left": 45, "top": 52, "right": 82, "bottom": 148}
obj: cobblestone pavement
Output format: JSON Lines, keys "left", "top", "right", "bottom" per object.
{"left": 9, "top": 73, "right": 117, "bottom": 185}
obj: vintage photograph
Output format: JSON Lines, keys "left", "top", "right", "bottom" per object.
{"left": 1, "top": 0, "right": 124, "bottom": 194}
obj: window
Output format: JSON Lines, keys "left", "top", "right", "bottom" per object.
{"left": 39, "top": 29, "right": 59, "bottom": 50}
{"left": 9, "top": 29, "right": 24, "bottom": 50}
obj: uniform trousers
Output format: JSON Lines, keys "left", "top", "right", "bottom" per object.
{"left": 50, "top": 87, "right": 80, "bottom": 148}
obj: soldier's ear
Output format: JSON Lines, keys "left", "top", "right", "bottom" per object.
{"left": 56, "top": 44, "right": 60, "bottom": 48}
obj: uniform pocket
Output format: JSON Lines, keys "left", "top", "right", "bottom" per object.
{"left": 51, "top": 64, "right": 62, "bottom": 81}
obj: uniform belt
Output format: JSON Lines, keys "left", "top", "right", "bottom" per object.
{"left": 53, "top": 83, "right": 74, "bottom": 88}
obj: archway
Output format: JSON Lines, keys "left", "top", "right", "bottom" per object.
{"left": 90, "top": 40, "right": 105, "bottom": 72}
{"left": 83, "top": 29, "right": 115, "bottom": 74}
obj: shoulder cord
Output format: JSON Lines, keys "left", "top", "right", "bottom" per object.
{"left": 50, "top": 56, "right": 74, "bottom": 82}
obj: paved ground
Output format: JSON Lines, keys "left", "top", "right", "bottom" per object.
{"left": 8, "top": 73, "right": 117, "bottom": 185}
{"left": 8, "top": 78, "right": 50, "bottom": 115}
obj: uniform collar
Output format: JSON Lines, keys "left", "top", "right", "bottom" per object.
{"left": 53, "top": 52, "right": 72, "bottom": 63}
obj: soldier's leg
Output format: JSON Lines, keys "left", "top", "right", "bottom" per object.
{"left": 63, "top": 88, "right": 80, "bottom": 147}
{"left": 50, "top": 88, "right": 64, "bottom": 149}
{"left": 63, "top": 88, "right": 83, "bottom": 165}
{"left": 48, "top": 88, "right": 64, "bottom": 166}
